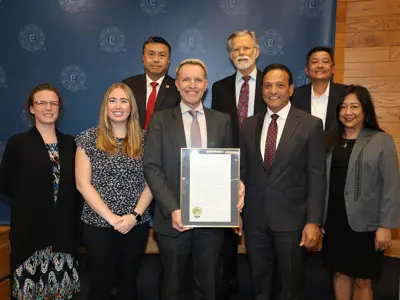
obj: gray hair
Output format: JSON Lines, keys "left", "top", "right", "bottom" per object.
{"left": 227, "top": 30, "right": 260, "bottom": 52}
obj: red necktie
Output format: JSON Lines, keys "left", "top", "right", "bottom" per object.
{"left": 264, "top": 114, "right": 279, "bottom": 169}
{"left": 144, "top": 82, "right": 158, "bottom": 130}
{"left": 237, "top": 75, "right": 250, "bottom": 130}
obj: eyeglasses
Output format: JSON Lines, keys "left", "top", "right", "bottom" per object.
{"left": 34, "top": 100, "right": 60, "bottom": 107}
{"left": 263, "top": 83, "right": 288, "bottom": 91}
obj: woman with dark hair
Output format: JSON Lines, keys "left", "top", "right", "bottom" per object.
{"left": 322, "top": 85, "right": 400, "bottom": 300}
{"left": 75, "top": 82, "right": 152, "bottom": 300}
{"left": 0, "top": 83, "right": 82, "bottom": 299}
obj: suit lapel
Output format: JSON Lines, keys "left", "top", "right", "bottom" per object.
{"left": 228, "top": 74, "right": 238, "bottom": 122}
{"left": 255, "top": 112, "right": 268, "bottom": 172}
{"left": 135, "top": 75, "right": 147, "bottom": 128}
{"left": 204, "top": 108, "right": 218, "bottom": 148}
{"left": 303, "top": 84, "right": 312, "bottom": 113}
{"left": 254, "top": 69, "right": 266, "bottom": 114}
{"left": 270, "top": 107, "right": 299, "bottom": 169}
{"left": 346, "top": 129, "right": 375, "bottom": 180}
{"left": 154, "top": 76, "right": 172, "bottom": 111}
{"left": 172, "top": 105, "right": 187, "bottom": 149}
{"left": 325, "top": 83, "right": 341, "bottom": 131}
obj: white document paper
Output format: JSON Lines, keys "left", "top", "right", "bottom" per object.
{"left": 189, "top": 153, "right": 231, "bottom": 222}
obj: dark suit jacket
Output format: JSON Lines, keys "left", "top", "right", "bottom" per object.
{"left": 0, "top": 127, "right": 83, "bottom": 271}
{"left": 291, "top": 82, "right": 346, "bottom": 131}
{"left": 211, "top": 70, "right": 267, "bottom": 147}
{"left": 122, "top": 74, "right": 180, "bottom": 129}
{"left": 144, "top": 105, "right": 233, "bottom": 237}
{"left": 240, "top": 106, "right": 326, "bottom": 232}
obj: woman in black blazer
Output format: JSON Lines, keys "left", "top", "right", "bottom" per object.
{"left": 0, "top": 83, "right": 82, "bottom": 300}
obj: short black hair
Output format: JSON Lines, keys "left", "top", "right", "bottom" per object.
{"left": 263, "top": 63, "right": 293, "bottom": 86}
{"left": 306, "top": 46, "right": 335, "bottom": 66}
{"left": 142, "top": 36, "right": 171, "bottom": 56}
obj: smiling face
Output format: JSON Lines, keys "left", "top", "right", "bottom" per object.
{"left": 106, "top": 87, "right": 132, "bottom": 125}
{"left": 305, "top": 50, "right": 335, "bottom": 82}
{"left": 339, "top": 93, "right": 365, "bottom": 132}
{"left": 262, "top": 69, "right": 294, "bottom": 113}
{"left": 175, "top": 63, "right": 208, "bottom": 109}
{"left": 29, "top": 90, "right": 60, "bottom": 126}
{"left": 229, "top": 34, "right": 259, "bottom": 74}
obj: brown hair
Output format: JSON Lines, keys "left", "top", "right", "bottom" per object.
{"left": 97, "top": 83, "right": 142, "bottom": 159}
{"left": 26, "top": 83, "right": 62, "bottom": 123}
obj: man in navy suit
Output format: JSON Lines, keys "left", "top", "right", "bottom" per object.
{"left": 291, "top": 46, "right": 346, "bottom": 131}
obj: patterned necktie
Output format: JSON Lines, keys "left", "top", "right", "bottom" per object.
{"left": 264, "top": 114, "right": 279, "bottom": 169}
{"left": 237, "top": 75, "right": 251, "bottom": 130}
{"left": 188, "top": 110, "right": 202, "bottom": 148}
{"left": 144, "top": 82, "right": 159, "bottom": 130}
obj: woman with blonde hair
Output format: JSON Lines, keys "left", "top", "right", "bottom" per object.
{"left": 75, "top": 83, "right": 152, "bottom": 300}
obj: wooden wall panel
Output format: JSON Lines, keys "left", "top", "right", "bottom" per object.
{"left": 344, "top": 47, "right": 390, "bottom": 62}
{"left": 347, "top": 1, "right": 400, "bottom": 18}
{"left": 344, "top": 62, "right": 400, "bottom": 78}
{"left": 350, "top": 30, "right": 400, "bottom": 47}
{"left": 347, "top": 15, "right": 400, "bottom": 32}
{"left": 343, "top": 77, "right": 400, "bottom": 92}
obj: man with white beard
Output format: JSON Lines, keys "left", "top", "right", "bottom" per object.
{"left": 211, "top": 30, "right": 266, "bottom": 299}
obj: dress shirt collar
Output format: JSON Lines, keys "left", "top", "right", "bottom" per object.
{"left": 146, "top": 74, "right": 165, "bottom": 87}
{"left": 180, "top": 101, "right": 204, "bottom": 115}
{"left": 311, "top": 81, "right": 330, "bottom": 98}
{"left": 235, "top": 67, "right": 257, "bottom": 84}
{"left": 266, "top": 101, "right": 291, "bottom": 121}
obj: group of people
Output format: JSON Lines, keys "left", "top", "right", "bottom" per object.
{"left": 0, "top": 30, "right": 399, "bottom": 300}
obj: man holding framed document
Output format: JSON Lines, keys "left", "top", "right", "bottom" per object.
{"left": 144, "top": 59, "right": 244, "bottom": 300}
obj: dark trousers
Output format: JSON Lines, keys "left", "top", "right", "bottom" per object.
{"left": 221, "top": 228, "right": 238, "bottom": 283}
{"left": 245, "top": 226, "right": 305, "bottom": 300}
{"left": 83, "top": 222, "right": 149, "bottom": 300}
{"left": 157, "top": 228, "right": 224, "bottom": 300}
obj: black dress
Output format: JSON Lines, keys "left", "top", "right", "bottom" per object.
{"left": 322, "top": 139, "right": 384, "bottom": 281}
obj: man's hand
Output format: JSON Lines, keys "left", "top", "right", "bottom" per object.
{"left": 237, "top": 180, "right": 245, "bottom": 213}
{"left": 171, "top": 210, "right": 192, "bottom": 232}
{"left": 300, "top": 223, "right": 320, "bottom": 248}
{"left": 375, "top": 227, "right": 391, "bottom": 251}
{"left": 233, "top": 215, "right": 243, "bottom": 236}
{"left": 114, "top": 214, "right": 137, "bottom": 234}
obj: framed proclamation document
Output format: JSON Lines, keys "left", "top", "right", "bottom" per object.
{"left": 180, "top": 148, "right": 240, "bottom": 227}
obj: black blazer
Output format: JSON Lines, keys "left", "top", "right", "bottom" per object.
{"left": 122, "top": 74, "right": 180, "bottom": 129}
{"left": 240, "top": 106, "right": 326, "bottom": 232}
{"left": 211, "top": 70, "right": 267, "bottom": 147}
{"left": 291, "top": 82, "right": 346, "bottom": 131}
{"left": 0, "top": 128, "right": 83, "bottom": 271}
{"left": 144, "top": 105, "right": 233, "bottom": 237}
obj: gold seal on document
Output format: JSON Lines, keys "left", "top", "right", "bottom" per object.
{"left": 192, "top": 206, "right": 202, "bottom": 218}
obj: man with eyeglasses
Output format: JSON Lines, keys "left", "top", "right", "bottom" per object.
{"left": 122, "top": 36, "right": 180, "bottom": 130}
{"left": 240, "top": 64, "right": 325, "bottom": 300}
{"left": 211, "top": 29, "right": 266, "bottom": 298}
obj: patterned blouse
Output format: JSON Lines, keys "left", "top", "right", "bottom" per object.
{"left": 75, "top": 127, "right": 150, "bottom": 228}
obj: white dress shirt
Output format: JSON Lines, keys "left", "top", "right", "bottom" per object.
{"left": 310, "top": 82, "right": 330, "bottom": 130}
{"left": 235, "top": 67, "right": 257, "bottom": 117}
{"left": 180, "top": 101, "right": 207, "bottom": 148}
{"left": 260, "top": 102, "right": 291, "bottom": 159}
{"left": 145, "top": 74, "right": 165, "bottom": 108}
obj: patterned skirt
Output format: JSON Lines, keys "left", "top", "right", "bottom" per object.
{"left": 12, "top": 246, "right": 80, "bottom": 300}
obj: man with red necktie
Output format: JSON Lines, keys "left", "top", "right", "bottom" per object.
{"left": 240, "top": 64, "right": 326, "bottom": 300}
{"left": 211, "top": 30, "right": 266, "bottom": 298}
{"left": 123, "top": 36, "right": 180, "bottom": 130}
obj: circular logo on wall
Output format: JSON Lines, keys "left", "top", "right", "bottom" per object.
{"left": 219, "top": 0, "right": 248, "bottom": 17}
{"left": 259, "top": 29, "right": 284, "bottom": 56}
{"left": 0, "top": 66, "right": 6, "bottom": 89}
{"left": 140, "top": 0, "right": 166, "bottom": 15}
{"left": 60, "top": 65, "right": 86, "bottom": 91}
{"left": 21, "top": 108, "right": 33, "bottom": 128}
{"left": 299, "top": 0, "right": 325, "bottom": 18}
{"left": 60, "top": 0, "right": 86, "bottom": 13}
{"left": 18, "top": 25, "right": 45, "bottom": 52}
{"left": 179, "top": 28, "right": 205, "bottom": 55}
{"left": 99, "top": 27, "right": 126, "bottom": 54}
{"left": 295, "top": 70, "right": 311, "bottom": 87}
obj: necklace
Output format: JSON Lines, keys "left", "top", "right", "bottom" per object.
{"left": 343, "top": 139, "right": 352, "bottom": 148}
